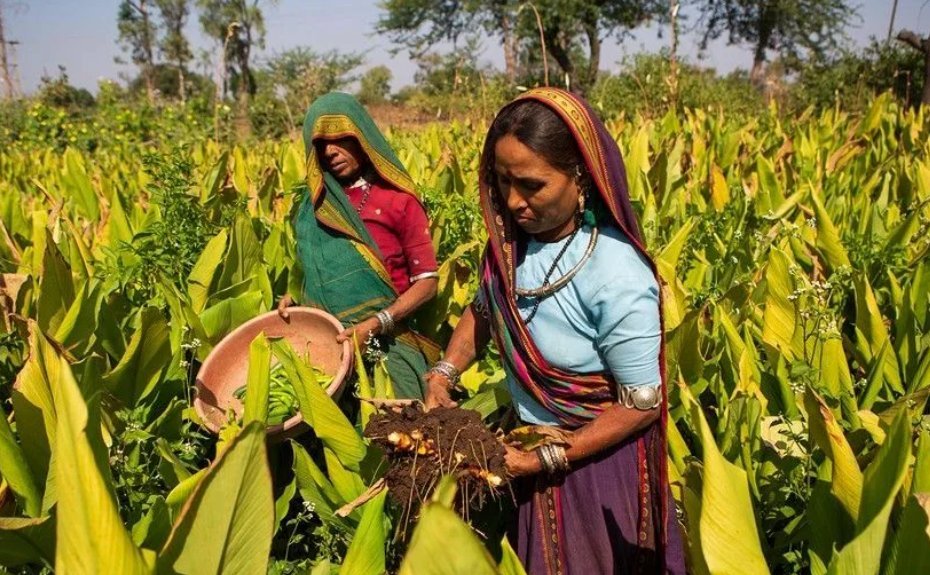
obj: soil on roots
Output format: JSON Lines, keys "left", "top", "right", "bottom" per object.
{"left": 364, "top": 405, "right": 507, "bottom": 522}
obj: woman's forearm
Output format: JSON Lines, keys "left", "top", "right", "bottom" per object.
{"left": 564, "top": 402, "right": 660, "bottom": 463}
{"left": 384, "top": 277, "right": 438, "bottom": 323}
{"left": 441, "top": 304, "right": 492, "bottom": 371}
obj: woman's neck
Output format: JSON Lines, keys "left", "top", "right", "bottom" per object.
{"left": 533, "top": 215, "right": 578, "bottom": 243}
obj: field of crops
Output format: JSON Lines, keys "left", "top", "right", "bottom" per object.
{"left": 1, "top": 93, "right": 929, "bottom": 574}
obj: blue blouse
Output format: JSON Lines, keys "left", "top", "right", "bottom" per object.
{"left": 488, "top": 223, "right": 662, "bottom": 426}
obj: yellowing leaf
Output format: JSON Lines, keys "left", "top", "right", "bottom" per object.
{"left": 804, "top": 390, "right": 863, "bottom": 523}
{"left": 689, "top": 401, "right": 770, "bottom": 575}
{"left": 54, "top": 348, "right": 151, "bottom": 574}
{"left": 710, "top": 164, "right": 730, "bottom": 211}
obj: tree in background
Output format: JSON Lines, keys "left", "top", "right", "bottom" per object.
{"left": 358, "top": 65, "right": 393, "bottom": 105}
{"left": 117, "top": 0, "right": 158, "bottom": 103}
{"left": 896, "top": 28, "right": 930, "bottom": 106}
{"left": 197, "top": 0, "right": 275, "bottom": 137}
{"left": 154, "top": 0, "right": 192, "bottom": 103}
{"left": 695, "top": 0, "right": 858, "bottom": 88}
{"left": 378, "top": 0, "right": 519, "bottom": 81}
{"left": 378, "top": 0, "right": 661, "bottom": 92}
{"left": 254, "top": 47, "right": 362, "bottom": 134}
{"left": 520, "top": 0, "right": 662, "bottom": 91}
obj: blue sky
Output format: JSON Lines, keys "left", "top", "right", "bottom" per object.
{"left": 4, "top": 1, "right": 929, "bottom": 94}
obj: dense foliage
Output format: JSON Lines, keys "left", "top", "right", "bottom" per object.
{"left": 0, "top": 92, "right": 929, "bottom": 574}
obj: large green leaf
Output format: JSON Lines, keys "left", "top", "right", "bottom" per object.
{"left": 61, "top": 147, "right": 100, "bottom": 221}
{"left": 498, "top": 535, "right": 528, "bottom": 575}
{"left": 158, "top": 423, "right": 274, "bottom": 575}
{"left": 243, "top": 334, "right": 271, "bottom": 426}
{"left": 217, "top": 216, "right": 262, "bottom": 291}
{"left": 825, "top": 412, "right": 911, "bottom": 575}
{"left": 854, "top": 275, "right": 903, "bottom": 394}
{"left": 53, "top": 279, "right": 104, "bottom": 356}
{"left": 271, "top": 340, "right": 367, "bottom": 470}
{"left": 199, "top": 290, "right": 265, "bottom": 343}
{"left": 188, "top": 229, "right": 228, "bottom": 314}
{"left": 11, "top": 322, "right": 65, "bottom": 510}
{"left": 291, "top": 442, "right": 353, "bottom": 529}
{"left": 53, "top": 346, "right": 151, "bottom": 574}
{"left": 0, "top": 401, "right": 41, "bottom": 517}
{"left": 690, "top": 400, "right": 770, "bottom": 575}
{"left": 883, "top": 494, "right": 930, "bottom": 575}
{"left": 36, "top": 231, "right": 75, "bottom": 335}
{"left": 339, "top": 490, "right": 388, "bottom": 575}
{"left": 762, "top": 247, "right": 801, "bottom": 361}
{"left": 0, "top": 516, "right": 56, "bottom": 568}
{"left": 398, "top": 503, "right": 498, "bottom": 575}
{"left": 102, "top": 307, "right": 171, "bottom": 406}
{"left": 810, "top": 190, "right": 851, "bottom": 270}
{"left": 804, "top": 390, "right": 863, "bottom": 524}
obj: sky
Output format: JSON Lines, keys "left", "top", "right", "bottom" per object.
{"left": 3, "top": 0, "right": 930, "bottom": 95}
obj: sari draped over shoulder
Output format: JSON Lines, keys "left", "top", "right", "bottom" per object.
{"left": 296, "top": 92, "right": 439, "bottom": 399}
{"left": 479, "top": 88, "right": 685, "bottom": 574}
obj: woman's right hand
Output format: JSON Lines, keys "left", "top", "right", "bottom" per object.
{"left": 424, "top": 371, "right": 457, "bottom": 410}
{"left": 277, "top": 294, "right": 295, "bottom": 319}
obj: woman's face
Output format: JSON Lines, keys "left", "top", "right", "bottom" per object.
{"left": 492, "top": 134, "right": 581, "bottom": 242}
{"left": 317, "top": 137, "right": 368, "bottom": 182}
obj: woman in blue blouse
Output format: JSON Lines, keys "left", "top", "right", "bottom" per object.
{"left": 424, "top": 88, "right": 685, "bottom": 574}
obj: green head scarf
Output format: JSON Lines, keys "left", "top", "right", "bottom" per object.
{"left": 295, "top": 92, "right": 439, "bottom": 398}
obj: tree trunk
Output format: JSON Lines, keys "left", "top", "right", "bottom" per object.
{"left": 546, "top": 27, "right": 575, "bottom": 91}
{"left": 924, "top": 48, "right": 930, "bottom": 106}
{"left": 0, "top": 4, "right": 13, "bottom": 100}
{"left": 235, "top": 33, "right": 253, "bottom": 140}
{"left": 138, "top": 0, "right": 156, "bottom": 103}
{"left": 178, "top": 65, "right": 186, "bottom": 103}
{"left": 669, "top": 0, "right": 680, "bottom": 104}
{"left": 500, "top": 12, "right": 517, "bottom": 83}
{"left": 896, "top": 30, "right": 930, "bottom": 106}
{"left": 582, "top": 19, "right": 600, "bottom": 93}
{"left": 750, "top": 45, "right": 766, "bottom": 89}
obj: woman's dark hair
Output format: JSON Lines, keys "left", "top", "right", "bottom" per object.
{"left": 481, "top": 99, "right": 586, "bottom": 187}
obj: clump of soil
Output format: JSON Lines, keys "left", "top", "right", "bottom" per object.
{"left": 364, "top": 405, "right": 507, "bottom": 519}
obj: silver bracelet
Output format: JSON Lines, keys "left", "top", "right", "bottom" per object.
{"left": 536, "top": 446, "right": 554, "bottom": 475}
{"left": 536, "top": 444, "right": 569, "bottom": 475}
{"left": 546, "top": 444, "right": 569, "bottom": 473}
{"left": 619, "top": 384, "right": 661, "bottom": 411}
{"left": 375, "top": 310, "right": 395, "bottom": 335}
{"left": 426, "top": 359, "right": 460, "bottom": 387}
{"left": 410, "top": 271, "right": 439, "bottom": 282}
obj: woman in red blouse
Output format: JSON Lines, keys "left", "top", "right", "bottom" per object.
{"left": 279, "top": 93, "right": 440, "bottom": 399}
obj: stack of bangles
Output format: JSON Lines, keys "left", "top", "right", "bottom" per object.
{"left": 536, "top": 443, "right": 570, "bottom": 476}
{"left": 426, "top": 360, "right": 460, "bottom": 388}
{"left": 375, "top": 309, "right": 395, "bottom": 335}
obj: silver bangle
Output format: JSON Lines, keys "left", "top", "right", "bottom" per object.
{"left": 536, "top": 445, "right": 555, "bottom": 475}
{"left": 619, "top": 384, "right": 661, "bottom": 411}
{"left": 410, "top": 271, "right": 439, "bottom": 282}
{"left": 427, "top": 359, "right": 460, "bottom": 387}
{"left": 375, "top": 310, "right": 395, "bottom": 335}
{"left": 471, "top": 296, "right": 490, "bottom": 319}
{"left": 536, "top": 444, "right": 569, "bottom": 476}
{"left": 545, "top": 444, "right": 569, "bottom": 473}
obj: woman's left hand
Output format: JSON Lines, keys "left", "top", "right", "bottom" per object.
{"left": 336, "top": 316, "right": 382, "bottom": 344}
{"left": 504, "top": 445, "right": 542, "bottom": 477}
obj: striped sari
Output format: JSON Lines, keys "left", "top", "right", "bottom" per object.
{"left": 478, "top": 88, "right": 686, "bottom": 574}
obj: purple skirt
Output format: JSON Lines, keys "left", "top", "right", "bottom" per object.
{"left": 510, "top": 428, "right": 687, "bottom": 575}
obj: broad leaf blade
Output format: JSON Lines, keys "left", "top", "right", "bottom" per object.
{"left": 158, "top": 422, "right": 274, "bottom": 575}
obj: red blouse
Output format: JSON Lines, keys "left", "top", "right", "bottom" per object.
{"left": 344, "top": 179, "right": 438, "bottom": 294}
